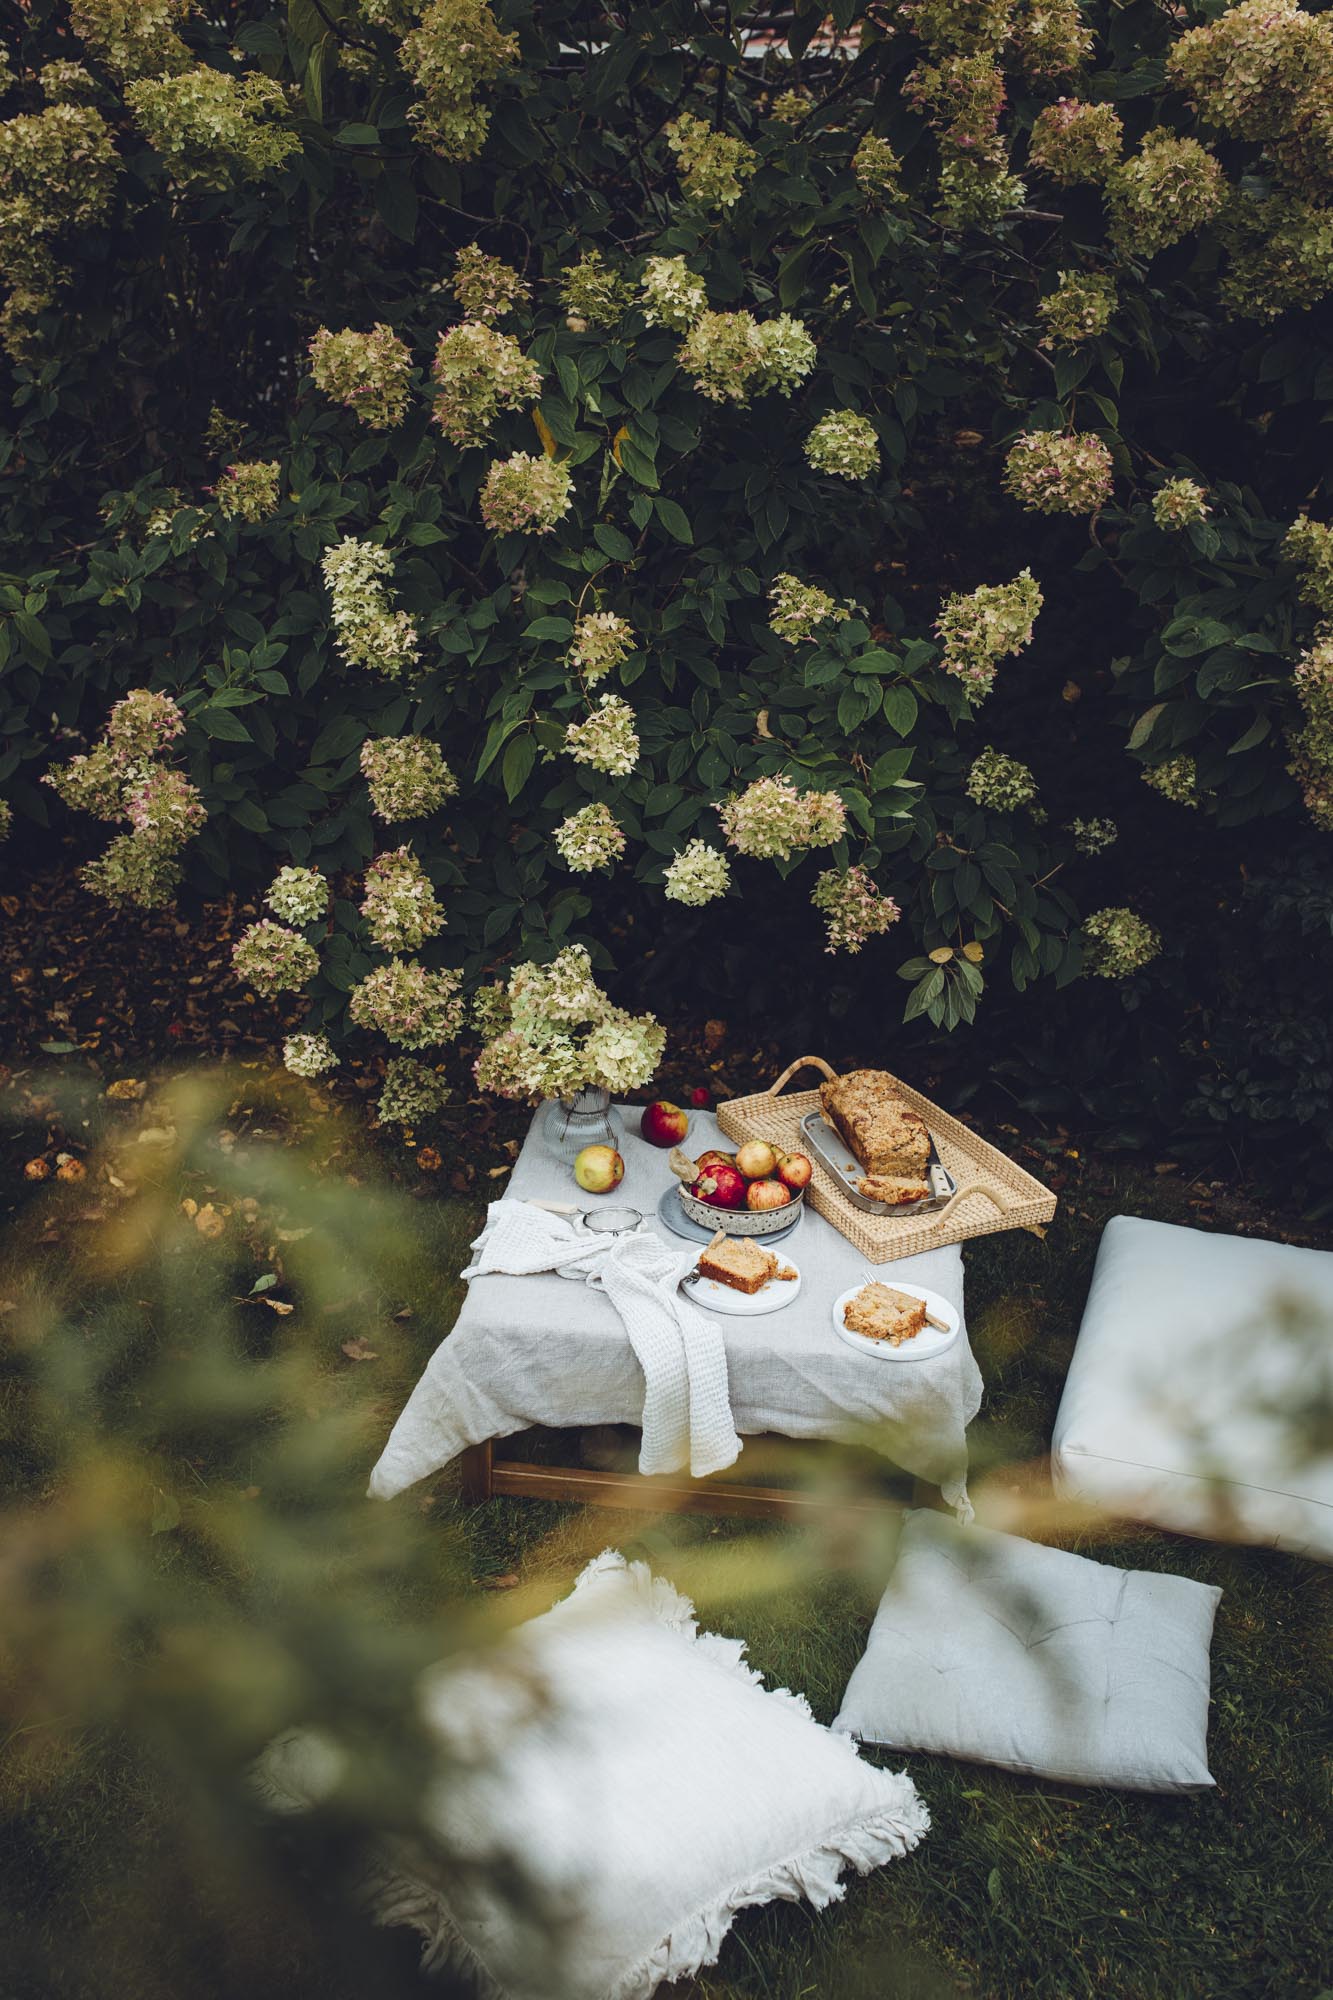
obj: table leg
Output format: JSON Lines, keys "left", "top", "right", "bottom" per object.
{"left": 459, "top": 1439, "right": 494, "bottom": 1503}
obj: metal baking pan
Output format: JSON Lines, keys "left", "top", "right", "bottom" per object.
{"left": 799, "top": 1109, "right": 957, "bottom": 1216}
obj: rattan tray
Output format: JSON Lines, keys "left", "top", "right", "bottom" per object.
{"left": 717, "top": 1056, "right": 1056, "bottom": 1264}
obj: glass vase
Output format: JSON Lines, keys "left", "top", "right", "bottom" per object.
{"left": 539, "top": 1086, "right": 624, "bottom": 1166}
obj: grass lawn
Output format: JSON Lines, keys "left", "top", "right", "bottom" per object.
{"left": 3, "top": 1123, "right": 1330, "bottom": 2000}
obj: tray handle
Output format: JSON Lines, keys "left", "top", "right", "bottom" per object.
{"left": 931, "top": 1179, "right": 1012, "bottom": 1225}
{"left": 766, "top": 1054, "right": 839, "bottom": 1095}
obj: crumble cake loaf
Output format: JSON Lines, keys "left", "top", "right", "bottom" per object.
{"left": 819, "top": 1070, "right": 932, "bottom": 1180}
{"left": 697, "top": 1236, "right": 778, "bottom": 1296}
{"left": 857, "top": 1172, "right": 932, "bottom": 1207}
{"left": 842, "top": 1282, "right": 928, "bottom": 1347}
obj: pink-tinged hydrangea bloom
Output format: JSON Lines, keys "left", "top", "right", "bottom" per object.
{"left": 349, "top": 959, "right": 466, "bottom": 1048}
{"left": 106, "top": 688, "right": 185, "bottom": 762}
{"left": 663, "top": 838, "right": 731, "bottom": 906}
{"left": 666, "top": 112, "right": 758, "bottom": 209}
{"left": 377, "top": 1055, "right": 450, "bottom": 1125}
{"left": 321, "top": 538, "right": 421, "bottom": 678}
{"left": 564, "top": 694, "right": 639, "bottom": 776}
{"left": 266, "top": 865, "right": 330, "bottom": 927}
{"left": 1152, "top": 477, "right": 1209, "bottom": 531}
{"left": 125, "top": 67, "right": 300, "bottom": 188}
{"left": 1284, "top": 514, "right": 1333, "bottom": 616}
{"left": 1003, "top": 430, "right": 1113, "bottom": 516}
{"left": 560, "top": 249, "right": 635, "bottom": 328}
{"left": 233, "top": 920, "right": 320, "bottom": 998}
{"left": 1289, "top": 635, "right": 1333, "bottom": 832}
{"left": 1071, "top": 816, "right": 1118, "bottom": 855}
{"left": 852, "top": 134, "right": 903, "bottom": 198}
{"left": 215, "top": 459, "right": 280, "bottom": 523}
{"left": 1105, "top": 129, "right": 1224, "bottom": 258}
{"left": 1082, "top": 906, "right": 1161, "bottom": 979}
{"left": 473, "top": 943, "right": 664, "bottom": 1100}
{"left": 1219, "top": 192, "right": 1333, "bottom": 319}
{"left": 308, "top": 325, "right": 413, "bottom": 429}
{"left": 480, "top": 452, "right": 573, "bottom": 535}
{"left": 1038, "top": 271, "right": 1117, "bottom": 348}
{"left": 453, "top": 243, "right": 528, "bottom": 322}
{"left": 717, "top": 773, "right": 846, "bottom": 860}
{"left": 283, "top": 1031, "right": 339, "bottom": 1079}
{"left": 804, "top": 410, "right": 879, "bottom": 479}
{"left": 640, "top": 254, "right": 707, "bottom": 333}
{"left": 966, "top": 746, "right": 1039, "bottom": 811}
{"left": 935, "top": 568, "right": 1042, "bottom": 697}
{"left": 569, "top": 611, "right": 635, "bottom": 683}
{"left": 70, "top": 0, "right": 192, "bottom": 80}
{"left": 360, "top": 846, "right": 447, "bottom": 952}
{"left": 400, "top": 0, "right": 520, "bottom": 163}
{"left": 810, "top": 866, "right": 901, "bottom": 954}
{"left": 554, "top": 802, "right": 625, "bottom": 872}
{"left": 1142, "top": 755, "right": 1202, "bottom": 808}
{"left": 431, "top": 321, "right": 541, "bottom": 447}
{"left": 1166, "top": 0, "right": 1329, "bottom": 147}
{"left": 1028, "top": 98, "right": 1124, "bottom": 185}
{"left": 1011, "top": 0, "right": 1095, "bottom": 79}
{"left": 769, "top": 574, "right": 851, "bottom": 645}
{"left": 361, "top": 735, "right": 458, "bottom": 819}
{"left": 905, "top": 53, "right": 1007, "bottom": 160}
{"left": 123, "top": 766, "right": 206, "bottom": 845}
{"left": 679, "top": 310, "right": 816, "bottom": 405}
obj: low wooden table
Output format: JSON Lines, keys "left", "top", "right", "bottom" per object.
{"left": 459, "top": 1435, "right": 900, "bottom": 1519}
{"left": 369, "top": 1105, "right": 981, "bottom": 1517}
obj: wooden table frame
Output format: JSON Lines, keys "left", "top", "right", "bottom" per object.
{"left": 459, "top": 1435, "right": 909, "bottom": 1520}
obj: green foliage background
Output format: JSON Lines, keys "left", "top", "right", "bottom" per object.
{"left": 2, "top": 0, "right": 1333, "bottom": 1184}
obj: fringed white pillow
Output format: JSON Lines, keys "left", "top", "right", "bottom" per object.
{"left": 261, "top": 1551, "right": 928, "bottom": 2000}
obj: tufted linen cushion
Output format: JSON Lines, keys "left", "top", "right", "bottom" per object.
{"left": 261, "top": 1551, "right": 929, "bottom": 2000}
{"left": 834, "top": 1510, "right": 1220, "bottom": 1792}
{"left": 1051, "top": 1214, "right": 1333, "bottom": 1560}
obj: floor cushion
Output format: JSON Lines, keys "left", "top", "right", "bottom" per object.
{"left": 1051, "top": 1214, "right": 1333, "bottom": 1561}
{"left": 834, "top": 1509, "right": 1220, "bottom": 1792}
{"left": 260, "top": 1551, "right": 928, "bottom": 2000}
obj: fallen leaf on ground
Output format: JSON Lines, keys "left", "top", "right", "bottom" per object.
{"left": 341, "top": 1337, "right": 378, "bottom": 1360}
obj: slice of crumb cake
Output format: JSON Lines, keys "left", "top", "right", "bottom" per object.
{"left": 697, "top": 1236, "right": 778, "bottom": 1296}
{"left": 842, "top": 1282, "right": 927, "bottom": 1346}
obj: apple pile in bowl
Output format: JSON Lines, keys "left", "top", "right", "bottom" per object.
{"left": 671, "top": 1140, "right": 813, "bottom": 1238}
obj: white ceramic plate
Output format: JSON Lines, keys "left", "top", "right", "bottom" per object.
{"left": 831, "top": 1282, "right": 960, "bottom": 1361}
{"left": 682, "top": 1255, "right": 802, "bottom": 1317}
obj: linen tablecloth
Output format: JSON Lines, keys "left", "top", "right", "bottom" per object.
{"left": 368, "top": 1106, "right": 984, "bottom": 1508}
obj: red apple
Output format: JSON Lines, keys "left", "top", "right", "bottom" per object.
{"left": 695, "top": 1149, "right": 735, "bottom": 1170}
{"left": 574, "top": 1144, "right": 625, "bottom": 1194}
{"left": 735, "top": 1140, "right": 779, "bottom": 1181}
{"left": 690, "top": 1086, "right": 711, "bottom": 1108}
{"left": 640, "top": 1099, "right": 690, "bottom": 1148}
{"left": 777, "top": 1151, "right": 813, "bottom": 1193}
{"left": 690, "top": 1163, "right": 748, "bottom": 1210}
{"left": 746, "top": 1179, "right": 792, "bottom": 1212}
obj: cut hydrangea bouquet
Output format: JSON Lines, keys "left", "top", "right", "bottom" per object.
{"left": 473, "top": 945, "right": 665, "bottom": 1105}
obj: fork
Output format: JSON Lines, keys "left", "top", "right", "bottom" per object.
{"left": 860, "top": 1266, "right": 950, "bottom": 1332}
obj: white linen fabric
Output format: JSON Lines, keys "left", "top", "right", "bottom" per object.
{"left": 1051, "top": 1215, "right": 1333, "bottom": 1561}
{"left": 835, "top": 1510, "right": 1221, "bottom": 1793}
{"left": 461, "top": 1200, "right": 741, "bottom": 1478}
{"left": 260, "top": 1551, "right": 929, "bottom": 2000}
{"left": 368, "top": 1105, "right": 983, "bottom": 1509}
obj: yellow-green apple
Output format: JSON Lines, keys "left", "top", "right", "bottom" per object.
{"left": 574, "top": 1144, "right": 625, "bottom": 1194}
{"left": 735, "top": 1140, "right": 779, "bottom": 1180}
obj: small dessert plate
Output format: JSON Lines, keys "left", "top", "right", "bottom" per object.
{"left": 830, "top": 1283, "right": 960, "bottom": 1361}
{"left": 682, "top": 1257, "right": 803, "bottom": 1318}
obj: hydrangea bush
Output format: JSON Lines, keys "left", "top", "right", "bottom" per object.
{"left": 4, "top": 0, "right": 1333, "bottom": 1071}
